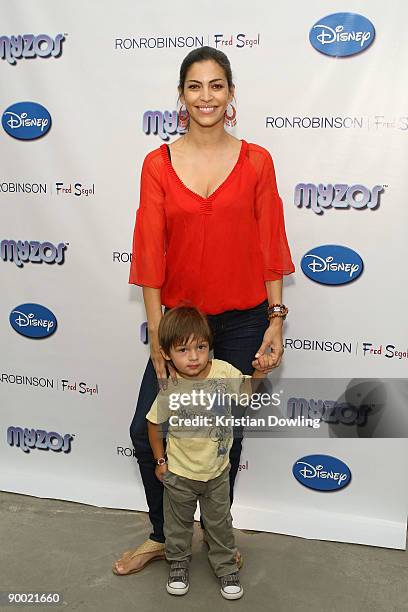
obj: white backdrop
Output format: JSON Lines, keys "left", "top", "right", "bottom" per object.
{"left": 1, "top": 0, "right": 407, "bottom": 549}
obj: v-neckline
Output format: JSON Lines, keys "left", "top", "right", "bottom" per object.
{"left": 161, "top": 139, "right": 247, "bottom": 203}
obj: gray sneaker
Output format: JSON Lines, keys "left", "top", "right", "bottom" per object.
{"left": 220, "top": 572, "right": 244, "bottom": 600}
{"left": 166, "top": 560, "right": 189, "bottom": 596}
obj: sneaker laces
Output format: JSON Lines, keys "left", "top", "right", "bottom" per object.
{"left": 221, "top": 572, "right": 240, "bottom": 587}
{"left": 169, "top": 561, "right": 189, "bottom": 582}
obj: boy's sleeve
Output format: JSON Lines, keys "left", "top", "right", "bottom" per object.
{"left": 226, "top": 363, "right": 253, "bottom": 398}
{"left": 146, "top": 391, "right": 171, "bottom": 424}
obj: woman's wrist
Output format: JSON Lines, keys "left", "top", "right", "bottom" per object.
{"left": 268, "top": 317, "right": 283, "bottom": 329}
{"left": 147, "top": 323, "right": 160, "bottom": 335}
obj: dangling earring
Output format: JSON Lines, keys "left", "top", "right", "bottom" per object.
{"left": 177, "top": 105, "right": 189, "bottom": 132}
{"left": 224, "top": 102, "right": 237, "bottom": 128}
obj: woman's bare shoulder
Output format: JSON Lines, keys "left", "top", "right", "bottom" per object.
{"left": 167, "top": 136, "right": 185, "bottom": 152}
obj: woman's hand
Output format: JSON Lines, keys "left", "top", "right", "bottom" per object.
{"left": 155, "top": 463, "right": 168, "bottom": 482}
{"left": 254, "top": 320, "right": 285, "bottom": 372}
{"left": 149, "top": 330, "right": 177, "bottom": 390}
{"left": 252, "top": 353, "right": 276, "bottom": 376}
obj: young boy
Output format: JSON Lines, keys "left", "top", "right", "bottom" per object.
{"left": 146, "top": 306, "right": 275, "bottom": 600}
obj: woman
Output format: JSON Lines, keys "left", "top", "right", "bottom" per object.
{"left": 114, "top": 46, "right": 294, "bottom": 575}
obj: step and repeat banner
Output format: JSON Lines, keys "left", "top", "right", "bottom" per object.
{"left": 1, "top": 1, "right": 407, "bottom": 549}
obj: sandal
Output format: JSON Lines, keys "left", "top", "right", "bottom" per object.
{"left": 112, "top": 539, "right": 165, "bottom": 575}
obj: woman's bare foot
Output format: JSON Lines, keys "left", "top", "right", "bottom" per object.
{"left": 112, "top": 540, "right": 165, "bottom": 575}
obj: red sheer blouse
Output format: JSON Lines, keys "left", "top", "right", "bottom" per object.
{"left": 129, "top": 140, "right": 294, "bottom": 315}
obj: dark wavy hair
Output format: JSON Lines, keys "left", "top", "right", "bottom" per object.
{"left": 178, "top": 46, "right": 234, "bottom": 92}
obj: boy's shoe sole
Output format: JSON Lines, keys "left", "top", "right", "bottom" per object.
{"left": 220, "top": 586, "right": 244, "bottom": 600}
{"left": 166, "top": 583, "right": 189, "bottom": 596}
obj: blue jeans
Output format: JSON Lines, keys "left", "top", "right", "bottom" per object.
{"left": 130, "top": 299, "right": 269, "bottom": 543}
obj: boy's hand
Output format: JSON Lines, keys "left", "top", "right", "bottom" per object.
{"left": 155, "top": 463, "right": 168, "bottom": 482}
{"left": 252, "top": 353, "right": 276, "bottom": 375}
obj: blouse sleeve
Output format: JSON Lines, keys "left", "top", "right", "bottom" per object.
{"left": 254, "top": 150, "right": 295, "bottom": 280}
{"left": 129, "top": 152, "right": 166, "bottom": 287}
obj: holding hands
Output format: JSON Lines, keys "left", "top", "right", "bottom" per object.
{"left": 252, "top": 352, "right": 277, "bottom": 375}
{"left": 252, "top": 321, "right": 285, "bottom": 375}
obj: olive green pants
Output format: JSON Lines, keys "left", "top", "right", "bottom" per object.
{"left": 162, "top": 465, "right": 238, "bottom": 577}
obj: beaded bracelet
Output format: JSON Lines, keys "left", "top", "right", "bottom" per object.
{"left": 267, "top": 303, "right": 289, "bottom": 320}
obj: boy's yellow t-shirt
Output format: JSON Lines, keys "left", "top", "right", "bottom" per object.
{"left": 146, "top": 359, "right": 252, "bottom": 481}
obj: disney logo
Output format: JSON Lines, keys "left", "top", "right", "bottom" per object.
{"left": 11, "top": 310, "right": 54, "bottom": 333}
{"left": 5, "top": 112, "right": 49, "bottom": 131}
{"left": 313, "top": 24, "right": 371, "bottom": 47}
{"left": 9, "top": 303, "right": 58, "bottom": 339}
{"left": 296, "top": 461, "right": 348, "bottom": 486}
{"left": 305, "top": 254, "right": 360, "bottom": 278}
